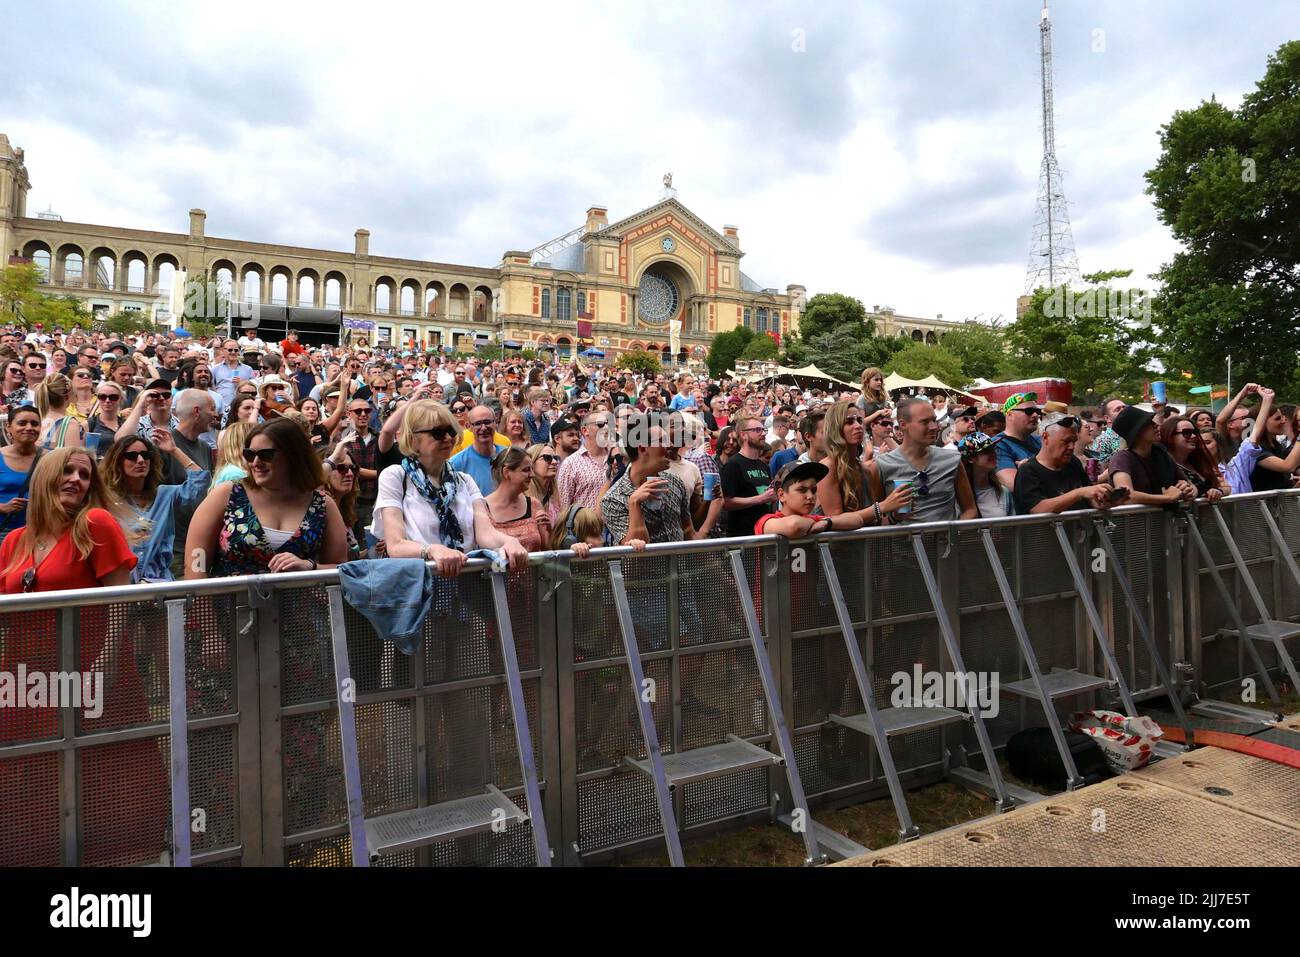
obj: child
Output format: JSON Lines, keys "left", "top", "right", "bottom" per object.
{"left": 549, "top": 505, "right": 645, "bottom": 557}
{"left": 758, "top": 461, "right": 907, "bottom": 537}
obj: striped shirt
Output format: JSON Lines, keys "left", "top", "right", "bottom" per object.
{"left": 555, "top": 445, "right": 610, "bottom": 514}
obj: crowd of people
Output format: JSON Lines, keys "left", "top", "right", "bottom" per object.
{"left": 0, "top": 324, "right": 1292, "bottom": 599}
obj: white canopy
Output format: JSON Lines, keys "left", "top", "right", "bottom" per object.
{"left": 883, "top": 371, "right": 979, "bottom": 398}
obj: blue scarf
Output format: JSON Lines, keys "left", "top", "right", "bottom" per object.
{"left": 401, "top": 456, "right": 464, "bottom": 550}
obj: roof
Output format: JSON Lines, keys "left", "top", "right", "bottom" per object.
{"left": 535, "top": 241, "right": 585, "bottom": 272}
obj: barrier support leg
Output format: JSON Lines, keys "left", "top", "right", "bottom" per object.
{"left": 326, "top": 586, "right": 370, "bottom": 867}
{"left": 166, "top": 598, "right": 191, "bottom": 867}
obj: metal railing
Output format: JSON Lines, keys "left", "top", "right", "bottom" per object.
{"left": 0, "top": 492, "right": 1296, "bottom": 866}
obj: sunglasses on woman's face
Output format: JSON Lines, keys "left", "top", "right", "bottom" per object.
{"left": 1174, "top": 428, "right": 1197, "bottom": 439}
{"left": 96, "top": 392, "right": 120, "bottom": 401}
{"left": 332, "top": 463, "right": 357, "bottom": 475}
{"left": 122, "top": 450, "right": 150, "bottom": 463}
{"left": 414, "top": 425, "right": 458, "bottom": 441}
{"left": 241, "top": 447, "right": 279, "bottom": 464}
{"left": 537, "top": 454, "right": 559, "bottom": 463}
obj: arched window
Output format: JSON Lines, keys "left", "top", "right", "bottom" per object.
{"left": 757, "top": 308, "right": 768, "bottom": 333}
{"left": 577, "top": 290, "right": 586, "bottom": 316}
{"left": 540, "top": 288, "right": 551, "bottom": 319}
{"left": 556, "top": 288, "right": 572, "bottom": 322}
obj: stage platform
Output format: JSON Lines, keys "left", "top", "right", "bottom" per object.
{"left": 837, "top": 726, "right": 1300, "bottom": 867}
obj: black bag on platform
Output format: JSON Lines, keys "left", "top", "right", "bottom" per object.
{"left": 1006, "top": 726, "right": 1113, "bottom": 791}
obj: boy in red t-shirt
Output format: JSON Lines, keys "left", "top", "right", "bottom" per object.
{"left": 757, "top": 461, "right": 903, "bottom": 536}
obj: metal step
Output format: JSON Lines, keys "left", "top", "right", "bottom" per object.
{"left": 1002, "top": 668, "right": 1110, "bottom": 700}
{"left": 1223, "top": 620, "right": 1300, "bottom": 643}
{"left": 363, "top": 785, "right": 527, "bottom": 859}
{"left": 776, "top": 813, "right": 870, "bottom": 862}
{"left": 829, "top": 706, "right": 964, "bottom": 738}
{"left": 624, "top": 735, "right": 781, "bottom": 787}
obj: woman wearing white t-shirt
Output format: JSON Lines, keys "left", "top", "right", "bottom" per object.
{"left": 373, "top": 399, "right": 528, "bottom": 576}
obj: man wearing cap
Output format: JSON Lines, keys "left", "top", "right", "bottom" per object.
{"left": 994, "top": 393, "right": 1044, "bottom": 492}
{"left": 117, "top": 379, "right": 181, "bottom": 444}
{"left": 943, "top": 405, "right": 979, "bottom": 449}
{"left": 550, "top": 415, "right": 582, "bottom": 462}
{"left": 1015, "top": 415, "right": 1120, "bottom": 514}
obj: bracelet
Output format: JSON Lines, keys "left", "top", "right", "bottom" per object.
{"left": 872, "top": 503, "right": 883, "bottom": 525}
{"left": 307, "top": 558, "right": 318, "bottom": 570}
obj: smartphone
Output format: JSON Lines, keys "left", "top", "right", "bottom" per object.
{"left": 1107, "top": 486, "right": 1130, "bottom": 504}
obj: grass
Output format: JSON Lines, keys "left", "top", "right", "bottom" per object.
{"left": 1209, "top": 680, "right": 1300, "bottom": 716}
{"left": 616, "top": 779, "right": 1001, "bottom": 867}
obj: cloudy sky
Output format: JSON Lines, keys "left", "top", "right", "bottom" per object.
{"left": 7, "top": 0, "right": 1295, "bottom": 324}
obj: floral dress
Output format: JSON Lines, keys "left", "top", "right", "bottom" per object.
{"left": 213, "top": 483, "right": 328, "bottom": 577}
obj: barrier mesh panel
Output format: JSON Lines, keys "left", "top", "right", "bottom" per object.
{"left": 0, "top": 609, "right": 60, "bottom": 747}
{"left": 1021, "top": 523, "right": 1075, "bottom": 599}
{"left": 574, "top": 658, "right": 671, "bottom": 774}
{"left": 185, "top": 594, "right": 236, "bottom": 718}
{"left": 79, "top": 602, "right": 168, "bottom": 734}
{"left": 957, "top": 607, "right": 1024, "bottom": 749}
{"left": 1107, "top": 513, "right": 1155, "bottom": 692}
{"left": 874, "top": 619, "right": 943, "bottom": 708}
{"left": 185, "top": 726, "right": 239, "bottom": 857}
{"left": 577, "top": 769, "right": 662, "bottom": 850}
{"left": 283, "top": 709, "right": 344, "bottom": 835}
{"left": 79, "top": 736, "right": 169, "bottom": 866}
{"left": 873, "top": 536, "right": 933, "bottom": 621}
{"left": 793, "top": 726, "right": 873, "bottom": 796}
{"left": 680, "top": 547, "right": 763, "bottom": 647}
{"left": 678, "top": 648, "right": 766, "bottom": 751}
{"left": 683, "top": 766, "right": 770, "bottom": 827}
{"left": 424, "top": 573, "right": 498, "bottom": 684}
{"left": 790, "top": 624, "right": 858, "bottom": 728}
{"left": 0, "top": 751, "right": 60, "bottom": 866}
{"left": 427, "top": 680, "right": 540, "bottom": 802}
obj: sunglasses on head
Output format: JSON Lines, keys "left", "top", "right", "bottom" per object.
{"left": 415, "top": 425, "right": 458, "bottom": 441}
{"left": 241, "top": 447, "right": 278, "bottom": 464}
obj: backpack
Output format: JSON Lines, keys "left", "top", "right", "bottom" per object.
{"left": 1006, "top": 726, "right": 1113, "bottom": 792}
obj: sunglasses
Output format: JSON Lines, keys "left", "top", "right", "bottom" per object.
{"left": 414, "top": 425, "right": 458, "bottom": 441}
{"left": 73, "top": 373, "right": 91, "bottom": 379}
{"left": 225, "top": 347, "right": 239, "bottom": 352}
{"left": 450, "top": 406, "right": 467, "bottom": 414}
{"left": 844, "top": 416, "right": 864, "bottom": 425}
{"left": 349, "top": 408, "right": 372, "bottom": 416}
{"left": 537, "top": 453, "right": 559, "bottom": 463}
{"left": 1173, "top": 428, "right": 1197, "bottom": 439}
{"left": 21, "top": 567, "right": 37, "bottom": 593}
{"left": 149, "top": 392, "right": 169, "bottom": 401}
{"left": 122, "top": 449, "right": 151, "bottom": 463}
{"left": 26, "top": 363, "right": 45, "bottom": 370}
{"left": 241, "top": 447, "right": 279, "bottom": 464}
{"left": 1055, "top": 416, "right": 1082, "bottom": 430}
{"left": 332, "top": 463, "right": 357, "bottom": 475}
{"left": 914, "top": 470, "right": 930, "bottom": 497}
{"left": 96, "top": 392, "right": 120, "bottom": 401}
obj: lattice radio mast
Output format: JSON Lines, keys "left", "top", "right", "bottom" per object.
{"left": 1025, "top": 0, "right": 1081, "bottom": 293}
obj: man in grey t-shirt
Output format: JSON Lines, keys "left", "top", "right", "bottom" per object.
{"left": 870, "top": 396, "right": 977, "bottom": 522}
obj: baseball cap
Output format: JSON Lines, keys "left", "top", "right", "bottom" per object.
{"left": 957, "top": 431, "right": 1005, "bottom": 459}
{"left": 774, "top": 460, "right": 828, "bottom": 488}
{"left": 953, "top": 405, "right": 979, "bottom": 419}
{"left": 550, "top": 416, "right": 580, "bottom": 437}
{"left": 1002, "top": 392, "right": 1040, "bottom": 415}
{"left": 144, "top": 378, "right": 171, "bottom": 393}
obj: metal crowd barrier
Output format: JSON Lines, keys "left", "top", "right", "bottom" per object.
{"left": 1, "top": 491, "right": 1297, "bottom": 867}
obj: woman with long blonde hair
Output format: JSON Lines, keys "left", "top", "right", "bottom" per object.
{"left": 66, "top": 365, "right": 99, "bottom": 426}
{"left": 214, "top": 421, "right": 255, "bottom": 484}
{"left": 817, "top": 401, "right": 910, "bottom": 521}
{"left": 526, "top": 443, "right": 559, "bottom": 524}
{"left": 35, "top": 373, "right": 86, "bottom": 450}
{"left": 0, "top": 445, "right": 163, "bottom": 865}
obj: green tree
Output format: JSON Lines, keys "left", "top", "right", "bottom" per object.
{"left": 706, "top": 325, "right": 756, "bottom": 378}
{"left": 0, "top": 262, "right": 44, "bottom": 327}
{"left": 793, "top": 292, "right": 869, "bottom": 343}
{"left": 793, "top": 325, "right": 901, "bottom": 383}
{"left": 621, "top": 349, "right": 661, "bottom": 375}
{"left": 1007, "top": 270, "right": 1152, "bottom": 400}
{"left": 741, "top": 332, "right": 779, "bottom": 361}
{"left": 104, "top": 312, "right": 156, "bottom": 338}
{"left": 885, "top": 342, "right": 970, "bottom": 388}
{"left": 1146, "top": 41, "right": 1300, "bottom": 389}
{"left": 940, "top": 321, "right": 1010, "bottom": 381}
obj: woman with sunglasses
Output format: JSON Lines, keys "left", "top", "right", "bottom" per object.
{"left": 484, "top": 447, "right": 552, "bottom": 552}
{"left": 0, "top": 406, "right": 42, "bottom": 547}
{"left": 321, "top": 443, "right": 362, "bottom": 561}
{"left": 103, "top": 431, "right": 210, "bottom": 581}
{"left": 526, "top": 443, "right": 560, "bottom": 524}
{"left": 0, "top": 447, "right": 166, "bottom": 864}
{"left": 185, "top": 417, "right": 348, "bottom": 577}
{"left": 818, "top": 401, "right": 910, "bottom": 520}
{"left": 2, "top": 359, "right": 30, "bottom": 409}
{"left": 35, "top": 373, "right": 86, "bottom": 450}
{"left": 373, "top": 400, "right": 528, "bottom": 577}
{"left": 861, "top": 406, "right": 898, "bottom": 463}
{"left": 86, "top": 381, "right": 126, "bottom": 454}
{"left": 66, "top": 366, "right": 98, "bottom": 427}
{"left": 1160, "top": 416, "right": 1228, "bottom": 502}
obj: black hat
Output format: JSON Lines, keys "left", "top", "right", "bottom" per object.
{"left": 774, "top": 460, "right": 828, "bottom": 488}
{"left": 1112, "top": 404, "right": 1153, "bottom": 448}
{"left": 144, "top": 378, "right": 171, "bottom": 393}
{"left": 953, "top": 405, "right": 979, "bottom": 420}
{"left": 550, "top": 416, "right": 579, "bottom": 437}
